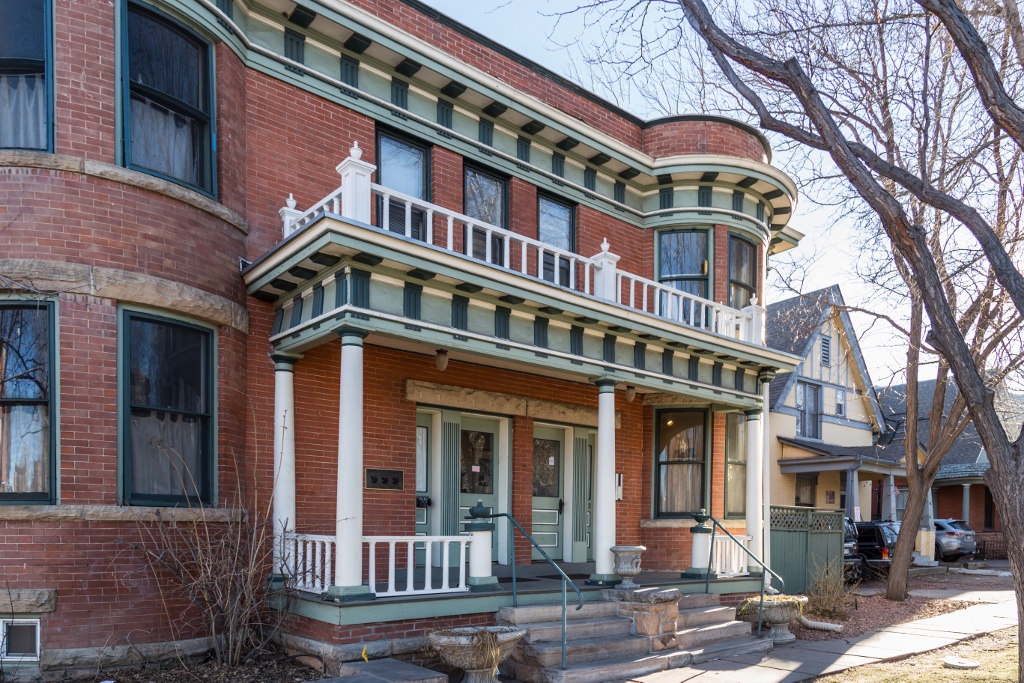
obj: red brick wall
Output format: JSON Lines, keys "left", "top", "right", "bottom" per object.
{"left": 643, "top": 120, "right": 768, "bottom": 164}
{"left": 216, "top": 43, "right": 248, "bottom": 218}
{"left": 936, "top": 484, "right": 1000, "bottom": 531}
{"left": 285, "top": 610, "right": 494, "bottom": 647}
{"left": 713, "top": 225, "right": 730, "bottom": 305}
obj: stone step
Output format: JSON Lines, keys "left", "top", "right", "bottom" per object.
{"left": 332, "top": 658, "right": 448, "bottom": 683}
{"left": 677, "top": 592, "right": 721, "bottom": 609}
{"left": 680, "top": 635, "right": 773, "bottom": 664}
{"left": 675, "top": 620, "right": 751, "bottom": 649}
{"left": 506, "top": 650, "right": 689, "bottom": 683}
{"left": 497, "top": 601, "right": 619, "bottom": 625}
{"left": 522, "top": 616, "right": 633, "bottom": 643}
{"left": 677, "top": 605, "right": 736, "bottom": 629}
{"left": 516, "top": 634, "right": 651, "bottom": 668}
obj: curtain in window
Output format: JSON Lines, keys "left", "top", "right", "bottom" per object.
{"left": 725, "top": 413, "right": 746, "bottom": 516}
{"left": 0, "top": 0, "right": 47, "bottom": 150}
{"left": 130, "top": 95, "right": 199, "bottom": 186}
{"left": 657, "top": 411, "right": 705, "bottom": 514}
{"left": 0, "top": 75, "right": 46, "bottom": 149}
{"left": 658, "top": 231, "right": 707, "bottom": 323}
{"left": 0, "top": 405, "right": 48, "bottom": 494}
{"left": 127, "top": 8, "right": 202, "bottom": 109}
{"left": 129, "top": 410, "right": 202, "bottom": 497}
{"left": 728, "top": 237, "right": 757, "bottom": 308}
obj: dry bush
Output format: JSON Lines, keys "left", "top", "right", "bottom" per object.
{"left": 806, "top": 560, "right": 856, "bottom": 620}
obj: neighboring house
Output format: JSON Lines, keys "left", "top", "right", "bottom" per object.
{"left": 764, "top": 286, "right": 904, "bottom": 521}
{"left": 0, "top": 0, "right": 805, "bottom": 676}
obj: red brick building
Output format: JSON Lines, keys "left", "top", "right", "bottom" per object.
{"left": 0, "top": 0, "right": 803, "bottom": 677}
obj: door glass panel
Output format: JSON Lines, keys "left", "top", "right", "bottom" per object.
{"left": 415, "top": 425, "right": 428, "bottom": 492}
{"left": 533, "top": 438, "right": 560, "bottom": 497}
{"left": 460, "top": 430, "right": 493, "bottom": 494}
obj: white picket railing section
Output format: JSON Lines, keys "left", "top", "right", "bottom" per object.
{"left": 711, "top": 534, "right": 751, "bottom": 577}
{"left": 365, "top": 535, "right": 470, "bottom": 597}
{"left": 284, "top": 533, "right": 336, "bottom": 592}
{"left": 278, "top": 145, "right": 766, "bottom": 346}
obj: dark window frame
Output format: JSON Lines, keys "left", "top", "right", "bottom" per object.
{"left": 463, "top": 162, "right": 509, "bottom": 265}
{"left": 121, "top": 310, "right": 215, "bottom": 507}
{"left": 374, "top": 126, "right": 431, "bottom": 240}
{"left": 795, "top": 380, "right": 822, "bottom": 440}
{"left": 0, "top": 0, "right": 54, "bottom": 152}
{"left": 0, "top": 301, "right": 56, "bottom": 504}
{"left": 727, "top": 233, "right": 758, "bottom": 309}
{"left": 654, "top": 408, "right": 710, "bottom": 518}
{"left": 122, "top": 1, "right": 216, "bottom": 196}
{"left": 657, "top": 228, "right": 709, "bottom": 298}
{"left": 795, "top": 474, "right": 817, "bottom": 507}
{"left": 536, "top": 192, "right": 576, "bottom": 288}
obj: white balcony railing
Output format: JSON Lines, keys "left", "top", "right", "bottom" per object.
{"left": 279, "top": 142, "right": 766, "bottom": 346}
{"left": 365, "top": 535, "right": 470, "bottom": 597}
{"left": 711, "top": 534, "right": 751, "bottom": 577}
{"left": 283, "top": 533, "right": 335, "bottom": 592}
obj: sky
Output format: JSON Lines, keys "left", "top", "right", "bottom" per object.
{"left": 419, "top": 0, "right": 914, "bottom": 389}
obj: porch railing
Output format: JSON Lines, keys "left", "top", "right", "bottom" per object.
{"left": 710, "top": 534, "right": 751, "bottom": 577}
{"left": 284, "top": 533, "right": 336, "bottom": 592}
{"left": 278, "top": 144, "right": 766, "bottom": 346}
{"left": 365, "top": 535, "right": 471, "bottom": 597}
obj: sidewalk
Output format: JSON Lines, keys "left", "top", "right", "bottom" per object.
{"left": 630, "top": 598, "right": 1018, "bottom": 683}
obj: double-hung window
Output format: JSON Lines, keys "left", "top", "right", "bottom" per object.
{"left": 795, "top": 381, "right": 821, "bottom": 440}
{"left": 725, "top": 413, "right": 746, "bottom": 517}
{"left": 658, "top": 230, "right": 708, "bottom": 324}
{"left": 537, "top": 195, "right": 574, "bottom": 287}
{"left": 124, "top": 312, "right": 213, "bottom": 505}
{"left": 655, "top": 410, "right": 706, "bottom": 516}
{"left": 464, "top": 165, "right": 507, "bottom": 265}
{"left": 0, "top": 303, "right": 54, "bottom": 503}
{"left": 728, "top": 235, "right": 757, "bottom": 308}
{"left": 0, "top": 0, "right": 50, "bottom": 151}
{"left": 376, "top": 130, "right": 429, "bottom": 241}
{"left": 124, "top": 3, "right": 214, "bottom": 194}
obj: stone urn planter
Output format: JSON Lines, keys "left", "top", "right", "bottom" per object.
{"left": 426, "top": 626, "right": 526, "bottom": 683}
{"left": 737, "top": 595, "right": 807, "bottom": 644}
{"left": 610, "top": 545, "right": 646, "bottom": 588}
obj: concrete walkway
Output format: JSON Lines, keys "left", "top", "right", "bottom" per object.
{"left": 629, "top": 598, "right": 1018, "bottom": 682}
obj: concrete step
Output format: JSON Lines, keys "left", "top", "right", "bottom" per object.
{"left": 522, "top": 616, "right": 633, "bottom": 643}
{"left": 677, "top": 592, "right": 721, "bottom": 610}
{"left": 516, "top": 634, "right": 651, "bottom": 668}
{"left": 680, "top": 635, "right": 773, "bottom": 664}
{"left": 497, "top": 601, "right": 618, "bottom": 625}
{"left": 675, "top": 620, "right": 751, "bottom": 649}
{"left": 506, "top": 650, "right": 689, "bottom": 683}
{"left": 676, "top": 605, "right": 736, "bottom": 629}
{"left": 333, "top": 658, "right": 448, "bottom": 683}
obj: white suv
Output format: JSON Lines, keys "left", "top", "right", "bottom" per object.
{"left": 934, "top": 519, "right": 977, "bottom": 561}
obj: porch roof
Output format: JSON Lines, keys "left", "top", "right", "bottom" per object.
{"left": 777, "top": 436, "right": 904, "bottom": 475}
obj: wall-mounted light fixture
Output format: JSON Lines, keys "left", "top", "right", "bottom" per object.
{"left": 625, "top": 386, "right": 636, "bottom": 402}
{"left": 434, "top": 349, "right": 449, "bottom": 371}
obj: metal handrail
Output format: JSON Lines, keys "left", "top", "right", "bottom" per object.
{"left": 468, "top": 503, "right": 583, "bottom": 670}
{"left": 696, "top": 512, "right": 785, "bottom": 640}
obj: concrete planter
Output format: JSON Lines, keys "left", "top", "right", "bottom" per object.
{"left": 426, "top": 626, "right": 526, "bottom": 683}
{"left": 739, "top": 596, "right": 807, "bottom": 644}
{"left": 610, "top": 545, "right": 647, "bottom": 588}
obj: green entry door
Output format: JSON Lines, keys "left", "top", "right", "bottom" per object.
{"left": 532, "top": 426, "right": 565, "bottom": 560}
{"left": 459, "top": 416, "right": 501, "bottom": 561}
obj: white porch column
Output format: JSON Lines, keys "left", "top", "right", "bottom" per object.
{"left": 962, "top": 484, "right": 971, "bottom": 524}
{"left": 850, "top": 469, "right": 861, "bottom": 521}
{"left": 744, "top": 408, "right": 764, "bottom": 572}
{"left": 882, "top": 473, "right": 896, "bottom": 521}
{"left": 272, "top": 353, "right": 300, "bottom": 575}
{"left": 329, "top": 327, "right": 372, "bottom": 600}
{"left": 588, "top": 379, "right": 620, "bottom": 585}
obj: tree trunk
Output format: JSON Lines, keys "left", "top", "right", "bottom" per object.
{"left": 983, "top": 462, "right": 1024, "bottom": 682}
{"left": 886, "top": 479, "right": 928, "bottom": 600}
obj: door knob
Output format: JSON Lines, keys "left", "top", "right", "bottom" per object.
{"left": 558, "top": 499, "right": 564, "bottom": 515}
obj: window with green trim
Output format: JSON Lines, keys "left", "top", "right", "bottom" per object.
{"left": 0, "top": 0, "right": 52, "bottom": 151}
{"left": 124, "top": 3, "right": 214, "bottom": 194}
{"left": 725, "top": 413, "right": 746, "bottom": 518}
{"left": 728, "top": 235, "right": 757, "bottom": 308}
{"left": 0, "top": 302, "right": 54, "bottom": 503}
{"left": 655, "top": 410, "right": 706, "bottom": 516}
{"left": 124, "top": 312, "right": 213, "bottom": 505}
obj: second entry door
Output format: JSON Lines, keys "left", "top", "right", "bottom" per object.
{"left": 532, "top": 426, "right": 565, "bottom": 560}
{"left": 460, "top": 416, "right": 501, "bottom": 561}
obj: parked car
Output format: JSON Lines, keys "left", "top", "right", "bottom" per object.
{"left": 934, "top": 518, "right": 977, "bottom": 561}
{"left": 843, "top": 517, "right": 862, "bottom": 582}
{"left": 855, "top": 521, "right": 900, "bottom": 576}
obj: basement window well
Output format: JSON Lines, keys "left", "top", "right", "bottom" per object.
{"left": 1, "top": 619, "right": 40, "bottom": 661}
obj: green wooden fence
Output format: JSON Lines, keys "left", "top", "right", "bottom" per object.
{"left": 769, "top": 505, "right": 844, "bottom": 593}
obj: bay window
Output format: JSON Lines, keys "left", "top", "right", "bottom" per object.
{"left": 124, "top": 3, "right": 214, "bottom": 193}
{"left": 728, "top": 235, "right": 757, "bottom": 308}
{"left": 658, "top": 230, "right": 708, "bottom": 324}
{"left": 0, "top": 0, "right": 50, "bottom": 151}
{"left": 655, "top": 410, "right": 706, "bottom": 516}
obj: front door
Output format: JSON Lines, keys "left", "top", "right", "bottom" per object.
{"left": 532, "top": 426, "right": 565, "bottom": 560}
{"left": 459, "top": 416, "right": 501, "bottom": 561}
{"left": 414, "top": 413, "right": 432, "bottom": 566}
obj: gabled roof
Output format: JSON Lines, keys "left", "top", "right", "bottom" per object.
{"left": 765, "top": 286, "right": 885, "bottom": 429}
{"left": 777, "top": 436, "right": 904, "bottom": 464}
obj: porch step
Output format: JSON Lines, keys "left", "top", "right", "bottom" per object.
{"left": 504, "top": 650, "right": 687, "bottom": 683}
{"left": 680, "top": 634, "right": 773, "bottom": 664}
{"left": 516, "top": 634, "right": 651, "bottom": 668}
{"left": 521, "top": 616, "right": 633, "bottom": 643}
{"left": 677, "top": 592, "right": 721, "bottom": 609}
{"left": 675, "top": 620, "right": 752, "bottom": 649}
{"left": 677, "top": 605, "right": 736, "bottom": 629}
{"left": 497, "top": 601, "right": 619, "bottom": 625}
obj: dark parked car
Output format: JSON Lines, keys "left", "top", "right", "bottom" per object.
{"left": 843, "top": 517, "right": 862, "bottom": 581}
{"left": 935, "top": 518, "right": 977, "bottom": 561}
{"left": 854, "top": 521, "right": 900, "bottom": 576}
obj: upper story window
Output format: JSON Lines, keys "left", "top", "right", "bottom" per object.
{"left": 538, "top": 194, "right": 574, "bottom": 286}
{"left": 656, "top": 410, "right": 706, "bottom": 516}
{"left": 659, "top": 230, "right": 708, "bottom": 298}
{"left": 0, "top": 302, "right": 54, "bottom": 503}
{"left": 795, "top": 381, "right": 821, "bottom": 440}
{"left": 124, "top": 312, "right": 213, "bottom": 505}
{"left": 376, "top": 130, "right": 428, "bottom": 240}
{"left": 124, "top": 3, "right": 214, "bottom": 194}
{"left": 0, "top": 0, "right": 50, "bottom": 151}
{"left": 836, "top": 389, "right": 846, "bottom": 416}
{"left": 728, "top": 235, "right": 757, "bottom": 308}
{"left": 464, "top": 165, "right": 506, "bottom": 264}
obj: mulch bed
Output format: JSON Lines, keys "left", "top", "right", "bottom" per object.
{"left": 792, "top": 594, "right": 974, "bottom": 641}
{"left": 68, "top": 650, "right": 326, "bottom": 683}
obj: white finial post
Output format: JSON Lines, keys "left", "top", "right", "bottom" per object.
{"left": 591, "top": 238, "right": 621, "bottom": 302}
{"left": 742, "top": 295, "right": 766, "bottom": 346}
{"left": 279, "top": 194, "right": 302, "bottom": 238}
{"left": 336, "top": 140, "right": 376, "bottom": 224}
